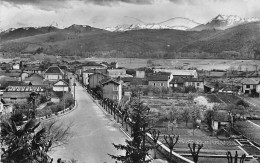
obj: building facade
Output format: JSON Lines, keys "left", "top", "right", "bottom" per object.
{"left": 100, "top": 78, "right": 122, "bottom": 102}
{"left": 44, "top": 66, "right": 64, "bottom": 81}
{"left": 88, "top": 72, "right": 108, "bottom": 89}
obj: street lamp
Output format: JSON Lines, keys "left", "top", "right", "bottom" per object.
{"left": 30, "top": 91, "right": 39, "bottom": 119}
{"left": 73, "top": 82, "right": 76, "bottom": 104}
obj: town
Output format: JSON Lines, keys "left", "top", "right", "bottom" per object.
{"left": 0, "top": 54, "right": 260, "bottom": 163}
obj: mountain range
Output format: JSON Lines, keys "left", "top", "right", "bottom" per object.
{"left": 0, "top": 15, "right": 260, "bottom": 60}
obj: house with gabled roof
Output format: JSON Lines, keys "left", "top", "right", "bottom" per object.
{"left": 44, "top": 66, "right": 64, "bottom": 81}
{"left": 170, "top": 77, "right": 204, "bottom": 92}
{"left": 153, "top": 69, "right": 198, "bottom": 78}
{"left": 100, "top": 78, "right": 122, "bottom": 102}
{"left": 147, "top": 72, "right": 173, "bottom": 88}
{"left": 82, "top": 69, "right": 107, "bottom": 86}
{"left": 88, "top": 72, "right": 109, "bottom": 89}
{"left": 241, "top": 78, "right": 260, "bottom": 95}
{"left": 53, "top": 79, "right": 70, "bottom": 92}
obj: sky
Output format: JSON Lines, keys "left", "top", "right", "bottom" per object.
{"left": 0, "top": 0, "right": 260, "bottom": 31}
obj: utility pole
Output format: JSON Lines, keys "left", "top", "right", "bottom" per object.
{"left": 30, "top": 92, "right": 38, "bottom": 119}
{"left": 73, "top": 80, "right": 76, "bottom": 104}
{"left": 63, "top": 84, "right": 65, "bottom": 113}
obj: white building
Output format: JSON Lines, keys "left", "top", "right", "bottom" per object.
{"left": 52, "top": 80, "right": 70, "bottom": 92}
{"left": 153, "top": 69, "right": 198, "bottom": 78}
{"left": 44, "top": 66, "right": 64, "bottom": 81}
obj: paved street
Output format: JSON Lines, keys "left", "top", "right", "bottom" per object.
{"left": 50, "top": 77, "right": 127, "bottom": 163}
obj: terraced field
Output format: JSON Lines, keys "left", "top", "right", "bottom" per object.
{"left": 217, "top": 94, "right": 241, "bottom": 105}
{"left": 235, "top": 121, "right": 260, "bottom": 146}
{"left": 206, "top": 94, "right": 243, "bottom": 105}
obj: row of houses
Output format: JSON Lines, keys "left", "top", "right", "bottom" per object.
{"left": 85, "top": 68, "right": 204, "bottom": 102}
{"left": 1, "top": 66, "right": 71, "bottom": 103}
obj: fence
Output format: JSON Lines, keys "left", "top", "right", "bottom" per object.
{"left": 86, "top": 87, "right": 193, "bottom": 163}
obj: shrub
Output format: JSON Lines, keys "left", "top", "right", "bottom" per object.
{"left": 10, "top": 112, "right": 24, "bottom": 125}
{"left": 39, "top": 95, "right": 48, "bottom": 104}
{"left": 183, "top": 86, "right": 197, "bottom": 93}
{"left": 236, "top": 99, "right": 249, "bottom": 108}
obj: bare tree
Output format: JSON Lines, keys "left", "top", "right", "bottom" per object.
{"left": 164, "top": 134, "right": 179, "bottom": 162}
{"left": 149, "top": 129, "right": 160, "bottom": 159}
{"left": 188, "top": 143, "right": 203, "bottom": 163}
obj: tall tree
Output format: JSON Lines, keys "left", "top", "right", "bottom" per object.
{"left": 108, "top": 102, "right": 151, "bottom": 163}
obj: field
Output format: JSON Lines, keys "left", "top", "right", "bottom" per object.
{"left": 235, "top": 121, "right": 260, "bottom": 146}
{"left": 85, "top": 58, "right": 260, "bottom": 71}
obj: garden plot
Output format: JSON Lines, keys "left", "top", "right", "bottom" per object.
{"left": 157, "top": 128, "right": 242, "bottom": 155}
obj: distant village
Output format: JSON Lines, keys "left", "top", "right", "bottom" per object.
{"left": 0, "top": 57, "right": 259, "bottom": 115}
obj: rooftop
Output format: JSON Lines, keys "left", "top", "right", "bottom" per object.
{"left": 241, "top": 78, "right": 260, "bottom": 85}
{"left": 212, "top": 110, "right": 230, "bottom": 122}
{"left": 45, "top": 66, "right": 63, "bottom": 74}
{"left": 100, "top": 77, "right": 121, "bottom": 85}
{"left": 147, "top": 74, "right": 170, "bottom": 81}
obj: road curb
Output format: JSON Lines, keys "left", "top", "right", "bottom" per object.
{"left": 40, "top": 100, "right": 78, "bottom": 122}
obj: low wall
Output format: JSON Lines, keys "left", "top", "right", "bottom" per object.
{"left": 145, "top": 133, "right": 194, "bottom": 163}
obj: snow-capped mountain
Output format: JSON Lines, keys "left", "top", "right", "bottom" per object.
{"left": 105, "top": 24, "right": 171, "bottom": 32}
{"left": 105, "top": 17, "right": 201, "bottom": 32}
{"left": 192, "top": 14, "right": 260, "bottom": 31}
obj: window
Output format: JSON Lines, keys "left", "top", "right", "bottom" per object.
{"left": 154, "top": 83, "right": 156, "bottom": 86}
{"left": 161, "top": 83, "right": 164, "bottom": 86}
{"left": 197, "top": 83, "right": 200, "bottom": 86}
{"left": 113, "top": 85, "right": 119, "bottom": 91}
{"left": 113, "top": 95, "right": 118, "bottom": 100}
{"left": 246, "top": 85, "right": 250, "bottom": 88}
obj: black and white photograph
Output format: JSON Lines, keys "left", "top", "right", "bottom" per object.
{"left": 0, "top": 0, "right": 260, "bottom": 163}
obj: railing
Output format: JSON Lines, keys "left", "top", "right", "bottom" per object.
{"left": 86, "top": 87, "right": 193, "bottom": 163}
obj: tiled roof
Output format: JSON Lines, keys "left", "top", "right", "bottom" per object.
{"left": 147, "top": 74, "right": 170, "bottom": 81}
{"left": 45, "top": 66, "right": 63, "bottom": 74}
{"left": 212, "top": 110, "right": 230, "bottom": 122}
{"left": 3, "top": 92, "right": 32, "bottom": 99}
{"left": 170, "top": 77, "right": 185, "bottom": 84}
{"left": 241, "top": 78, "right": 260, "bottom": 85}
{"left": 122, "top": 77, "right": 148, "bottom": 85}
{"left": 53, "top": 79, "right": 70, "bottom": 86}
{"left": 100, "top": 78, "right": 120, "bottom": 85}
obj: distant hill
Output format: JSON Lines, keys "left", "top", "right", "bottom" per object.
{"left": 1, "top": 21, "right": 260, "bottom": 60}
{"left": 182, "top": 22, "right": 260, "bottom": 59}
{"left": 0, "top": 26, "right": 60, "bottom": 41}
{"left": 192, "top": 14, "right": 260, "bottom": 31}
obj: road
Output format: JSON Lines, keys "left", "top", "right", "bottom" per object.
{"left": 49, "top": 76, "right": 127, "bottom": 163}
